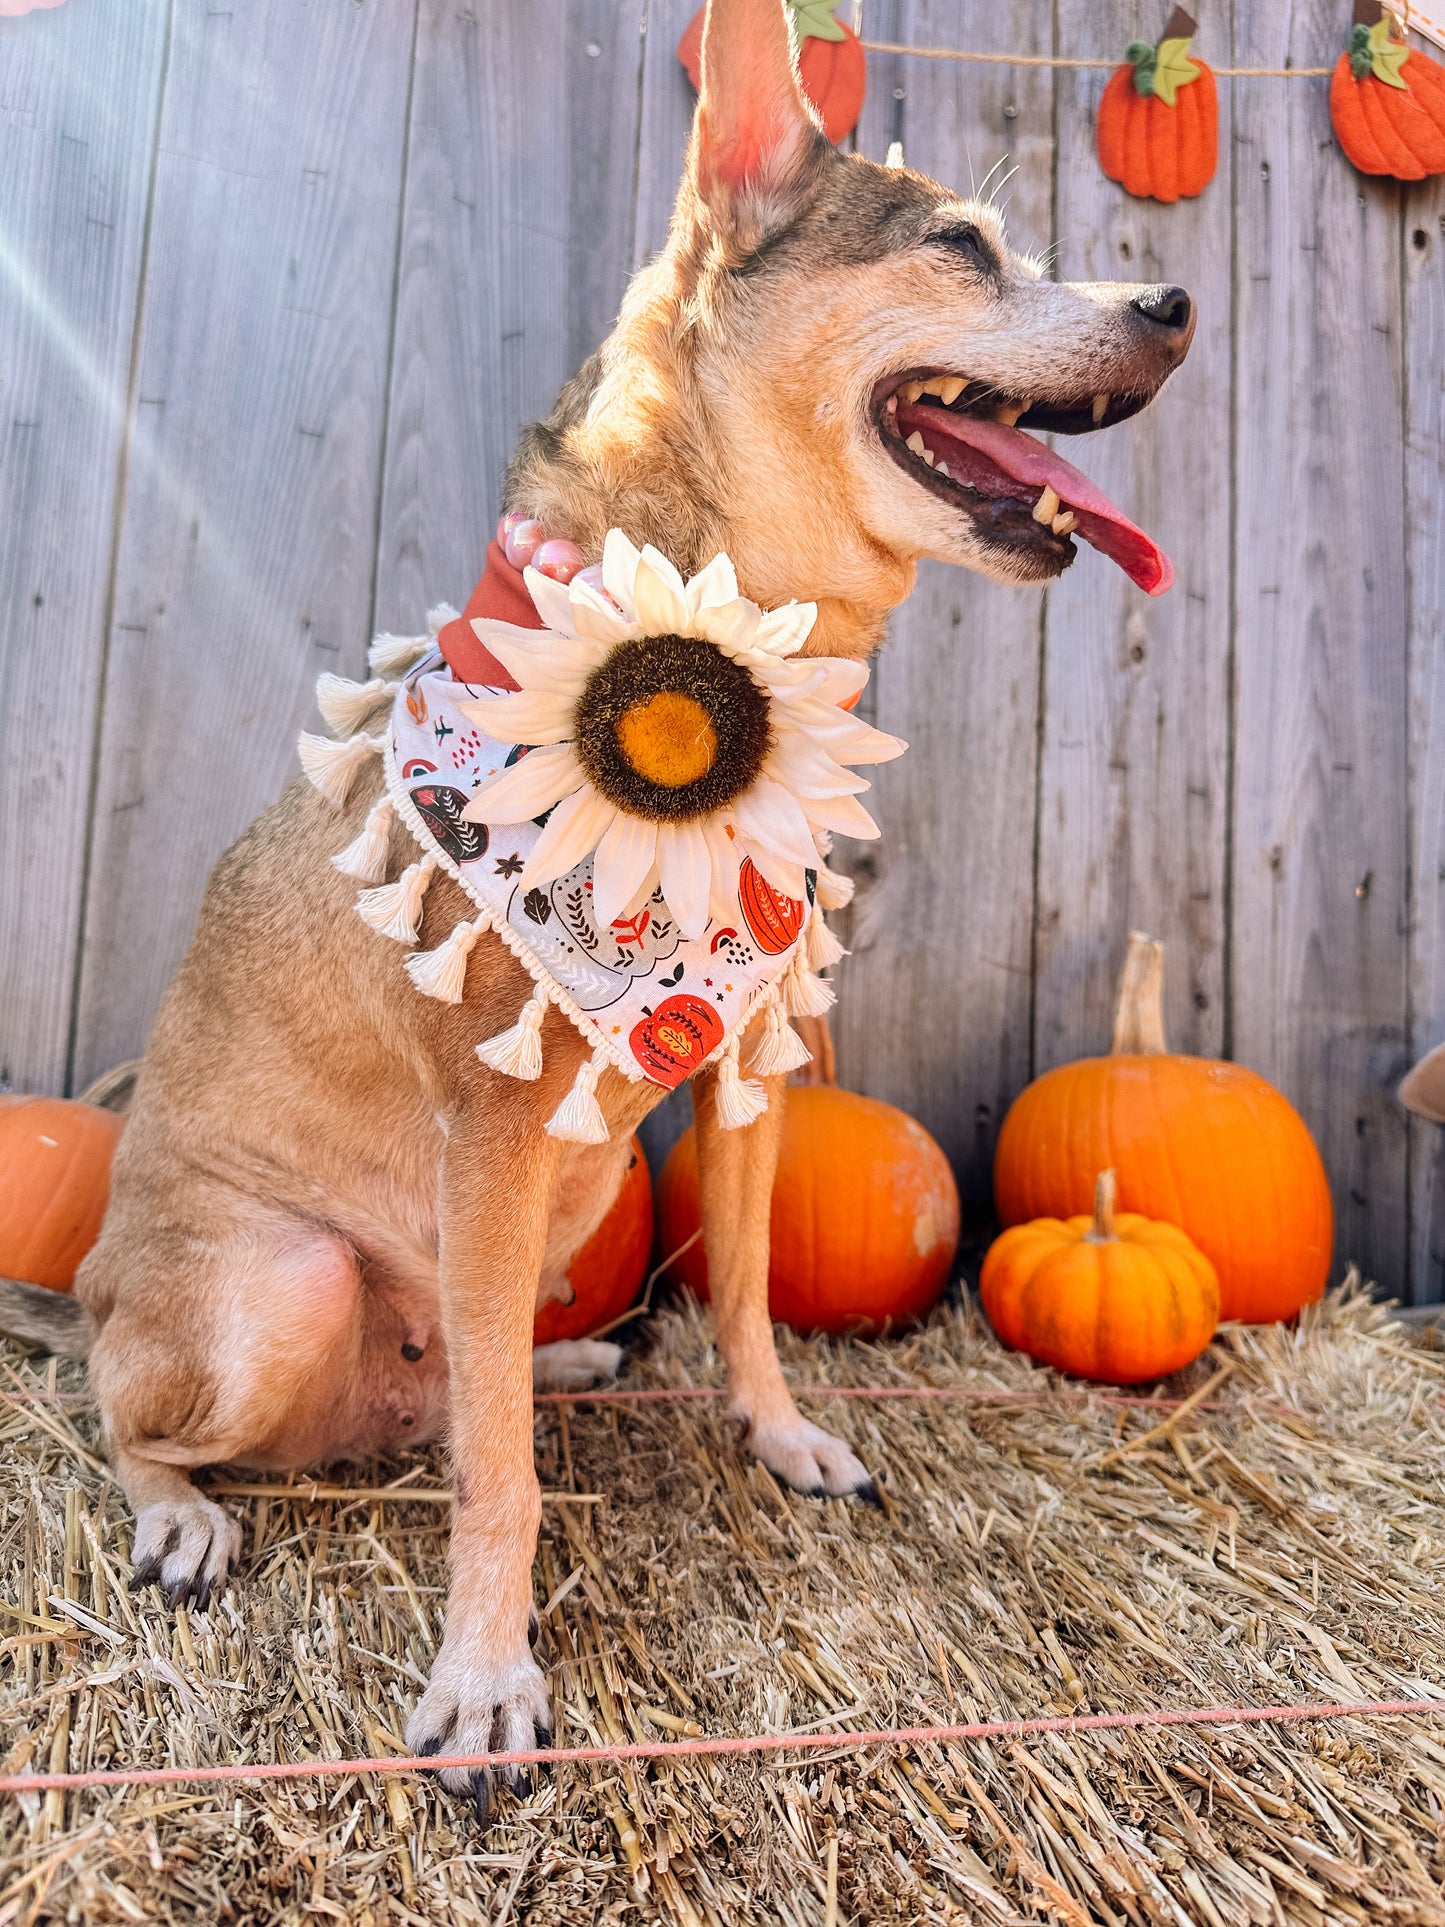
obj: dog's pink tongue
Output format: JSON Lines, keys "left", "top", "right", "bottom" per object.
{"left": 900, "top": 406, "right": 1173, "bottom": 596}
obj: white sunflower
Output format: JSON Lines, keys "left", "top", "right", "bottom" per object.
{"left": 459, "top": 530, "right": 904, "bottom": 939}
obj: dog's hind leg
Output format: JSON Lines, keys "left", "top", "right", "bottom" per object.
{"left": 692, "top": 1067, "right": 876, "bottom": 1501}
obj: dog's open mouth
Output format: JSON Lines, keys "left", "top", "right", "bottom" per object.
{"left": 876, "top": 374, "right": 1173, "bottom": 596}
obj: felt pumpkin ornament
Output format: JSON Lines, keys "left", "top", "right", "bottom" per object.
{"left": 994, "top": 933, "right": 1333, "bottom": 1325}
{"left": 657, "top": 1086, "right": 959, "bottom": 1336}
{"left": 678, "top": 0, "right": 867, "bottom": 145}
{"left": 1096, "top": 8, "right": 1218, "bottom": 203}
{"left": 0, "top": 1096, "right": 125, "bottom": 1292}
{"left": 533, "top": 1138, "right": 653, "bottom": 1345}
{"left": 981, "top": 1171, "right": 1219, "bottom": 1385}
{"left": 1330, "top": 3, "right": 1445, "bottom": 180}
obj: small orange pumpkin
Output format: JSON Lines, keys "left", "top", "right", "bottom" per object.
{"left": 657, "top": 1085, "right": 958, "bottom": 1336}
{"left": 678, "top": 0, "right": 867, "bottom": 146}
{"left": 1096, "top": 7, "right": 1218, "bottom": 203}
{"left": 534, "top": 1138, "right": 653, "bottom": 1346}
{"left": 981, "top": 1170, "right": 1219, "bottom": 1385}
{"left": 1330, "top": 3, "right": 1445, "bottom": 180}
{"left": 0, "top": 1096, "right": 126, "bottom": 1291}
{"left": 994, "top": 933, "right": 1333, "bottom": 1326}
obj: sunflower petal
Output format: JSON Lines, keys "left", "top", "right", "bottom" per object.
{"left": 462, "top": 745, "right": 582, "bottom": 824}
{"left": 568, "top": 579, "right": 635, "bottom": 645}
{"left": 809, "top": 658, "right": 869, "bottom": 707}
{"left": 633, "top": 548, "right": 690, "bottom": 635}
{"left": 602, "top": 529, "right": 643, "bottom": 621}
{"left": 470, "top": 622, "right": 606, "bottom": 694}
{"left": 800, "top": 790, "right": 881, "bottom": 840}
{"left": 736, "top": 837, "right": 808, "bottom": 902}
{"left": 764, "top": 733, "right": 870, "bottom": 799}
{"left": 693, "top": 596, "right": 763, "bottom": 657}
{"left": 685, "top": 552, "right": 739, "bottom": 616}
{"left": 733, "top": 776, "right": 820, "bottom": 871}
{"left": 520, "top": 784, "right": 613, "bottom": 886}
{"left": 523, "top": 567, "right": 581, "bottom": 638}
{"left": 701, "top": 814, "right": 742, "bottom": 920}
{"left": 656, "top": 820, "right": 712, "bottom": 939}
{"left": 457, "top": 690, "right": 577, "bottom": 746}
{"left": 592, "top": 813, "right": 659, "bottom": 927}
{"left": 753, "top": 600, "right": 817, "bottom": 656}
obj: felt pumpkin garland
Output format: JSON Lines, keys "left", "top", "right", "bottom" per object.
{"left": 1097, "top": 8, "right": 1218, "bottom": 202}
{"left": 678, "top": 0, "right": 867, "bottom": 145}
{"left": 1331, "top": 2, "right": 1445, "bottom": 179}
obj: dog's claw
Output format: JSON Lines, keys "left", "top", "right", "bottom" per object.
{"left": 745, "top": 1414, "right": 877, "bottom": 1500}
{"left": 404, "top": 1643, "right": 552, "bottom": 1821}
{"left": 130, "top": 1495, "right": 241, "bottom": 1614}
{"left": 472, "top": 1770, "right": 492, "bottom": 1828}
{"left": 854, "top": 1478, "right": 885, "bottom": 1510}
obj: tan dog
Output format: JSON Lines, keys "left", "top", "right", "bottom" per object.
{"left": 1, "top": 0, "right": 1193, "bottom": 1815}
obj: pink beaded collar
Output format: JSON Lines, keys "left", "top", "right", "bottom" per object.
{"left": 435, "top": 513, "right": 588, "bottom": 686}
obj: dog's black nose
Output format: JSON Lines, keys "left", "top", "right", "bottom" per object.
{"left": 1131, "top": 285, "right": 1193, "bottom": 333}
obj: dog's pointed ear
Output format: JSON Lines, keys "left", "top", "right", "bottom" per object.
{"left": 1401, "top": 1041, "right": 1445, "bottom": 1124}
{"left": 689, "top": 0, "right": 825, "bottom": 228}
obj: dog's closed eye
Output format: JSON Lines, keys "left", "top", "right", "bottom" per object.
{"left": 930, "top": 223, "right": 998, "bottom": 275}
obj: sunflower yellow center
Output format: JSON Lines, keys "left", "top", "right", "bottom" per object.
{"left": 615, "top": 691, "right": 718, "bottom": 788}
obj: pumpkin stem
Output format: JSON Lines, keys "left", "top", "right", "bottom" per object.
{"left": 1162, "top": 7, "right": 1197, "bottom": 40}
{"left": 1110, "top": 931, "right": 1169, "bottom": 1056}
{"left": 1090, "top": 1169, "right": 1118, "bottom": 1242}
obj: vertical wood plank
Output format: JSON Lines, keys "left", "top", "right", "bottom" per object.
{"left": 373, "top": 0, "right": 648, "bottom": 634}
{"left": 1231, "top": 3, "right": 1410, "bottom": 1291}
{"left": 830, "top": 0, "right": 1053, "bottom": 1228}
{"left": 632, "top": 0, "right": 698, "bottom": 268}
{"left": 1035, "top": 3, "right": 1234, "bottom": 1074}
{"left": 1407, "top": 174, "right": 1445, "bottom": 1302}
{"left": 69, "top": 0, "right": 418, "bottom": 1086}
{"left": 0, "top": 2, "right": 169, "bottom": 1092}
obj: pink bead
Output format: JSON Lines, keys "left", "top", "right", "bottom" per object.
{"left": 503, "top": 518, "right": 547, "bottom": 569}
{"left": 531, "top": 538, "right": 585, "bottom": 584}
{"left": 497, "top": 508, "right": 528, "bottom": 548}
{"left": 574, "top": 563, "right": 607, "bottom": 596}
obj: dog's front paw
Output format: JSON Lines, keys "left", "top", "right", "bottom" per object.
{"left": 746, "top": 1414, "right": 878, "bottom": 1502}
{"left": 532, "top": 1337, "right": 623, "bottom": 1391}
{"left": 129, "top": 1495, "right": 242, "bottom": 1610}
{"left": 405, "top": 1640, "right": 553, "bottom": 1822}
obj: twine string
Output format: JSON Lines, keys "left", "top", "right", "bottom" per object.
{"left": 859, "top": 43, "right": 1334, "bottom": 76}
{"left": 3, "top": 1699, "right": 1441, "bottom": 1796}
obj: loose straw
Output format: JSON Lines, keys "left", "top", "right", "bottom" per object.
{"left": 3, "top": 1698, "right": 1441, "bottom": 1796}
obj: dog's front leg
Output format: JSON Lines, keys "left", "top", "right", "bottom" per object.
{"left": 404, "top": 1105, "right": 559, "bottom": 1819}
{"left": 693, "top": 1070, "right": 875, "bottom": 1501}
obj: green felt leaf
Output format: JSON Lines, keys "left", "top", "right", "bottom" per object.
{"left": 1364, "top": 14, "right": 1411, "bottom": 87}
{"left": 1150, "top": 34, "right": 1202, "bottom": 107}
{"left": 786, "top": 0, "right": 848, "bottom": 43}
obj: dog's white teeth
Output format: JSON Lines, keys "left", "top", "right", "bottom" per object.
{"left": 901, "top": 380, "right": 925, "bottom": 404}
{"left": 921, "top": 447, "right": 935, "bottom": 467}
{"left": 905, "top": 431, "right": 927, "bottom": 457}
{"left": 1051, "top": 510, "right": 1078, "bottom": 536}
{"left": 1092, "top": 392, "right": 1109, "bottom": 424}
{"left": 1032, "top": 484, "right": 1061, "bottom": 525}
{"left": 936, "top": 462, "right": 950, "bottom": 479}
{"left": 995, "top": 402, "right": 1024, "bottom": 427}
{"left": 939, "top": 376, "right": 965, "bottom": 406}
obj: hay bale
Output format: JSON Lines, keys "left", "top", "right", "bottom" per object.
{"left": 2, "top": 1281, "right": 1445, "bottom": 1923}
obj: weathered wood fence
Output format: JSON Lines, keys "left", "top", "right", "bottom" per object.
{"left": 2, "top": 0, "right": 1442, "bottom": 1296}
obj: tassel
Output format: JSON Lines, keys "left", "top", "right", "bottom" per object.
{"left": 316, "top": 673, "right": 396, "bottom": 736}
{"left": 715, "top": 1037, "right": 769, "bottom": 1130}
{"left": 331, "top": 796, "right": 395, "bottom": 883}
{"left": 356, "top": 855, "right": 437, "bottom": 943}
{"left": 545, "top": 1049, "right": 610, "bottom": 1144}
{"left": 747, "top": 1003, "right": 813, "bottom": 1078}
{"left": 368, "top": 632, "right": 430, "bottom": 676}
{"left": 783, "top": 953, "right": 836, "bottom": 1019}
{"left": 406, "top": 914, "right": 489, "bottom": 1002}
{"left": 805, "top": 909, "right": 847, "bottom": 971}
{"left": 427, "top": 601, "right": 460, "bottom": 636}
{"left": 298, "top": 729, "right": 384, "bottom": 807}
{"left": 814, "top": 863, "right": 854, "bottom": 912}
{"left": 475, "top": 984, "right": 548, "bottom": 1078}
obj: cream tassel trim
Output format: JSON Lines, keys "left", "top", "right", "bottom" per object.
{"left": 715, "top": 1036, "right": 769, "bottom": 1130}
{"left": 813, "top": 863, "right": 854, "bottom": 912}
{"left": 545, "top": 1048, "right": 610, "bottom": 1144}
{"left": 427, "top": 601, "right": 460, "bottom": 636}
{"left": 805, "top": 908, "right": 847, "bottom": 970}
{"left": 782, "top": 952, "right": 836, "bottom": 1019}
{"left": 747, "top": 1002, "right": 812, "bottom": 1078}
{"left": 407, "top": 914, "right": 489, "bottom": 1003}
{"left": 316, "top": 673, "right": 396, "bottom": 736}
{"left": 331, "top": 796, "right": 395, "bottom": 883}
{"left": 298, "top": 729, "right": 384, "bottom": 807}
{"left": 368, "top": 632, "right": 430, "bottom": 676}
{"left": 356, "top": 854, "right": 437, "bottom": 944}
{"left": 475, "top": 984, "right": 548, "bottom": 1078}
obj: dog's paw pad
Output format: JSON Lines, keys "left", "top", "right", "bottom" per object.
{"left": 747, "top": 1415, "right": 875, "bottom": 1499}
{"left": 130, "top": 1496, "right": 242, "bottom": 1610}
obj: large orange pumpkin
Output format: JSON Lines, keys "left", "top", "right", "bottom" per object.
{"left": 0, "top": 1096, "right": 126, "bottom": 1291}
{"left": 678, "top": 1, "right": 867, "bottom": 147}
{"left": 981, "top": 1170, "right": 1219, "bottom": 1386}
{"left": 1330, "top": 3, "right": 1445, "bottom": 180}
{"left": 994, "top": 934, "right": 1333, "bottom": 1325}
{"left": 1096, "top": 8, "right": 1218, "bottom": 203}
{"left": 533, "top": 1139, "right": 653, "bottom": 1345}
{"left": 657, "top": 1086, "right": 958, "bottom": 1336}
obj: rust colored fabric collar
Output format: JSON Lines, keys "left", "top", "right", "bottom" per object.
{"left": 435, "top": 539, "right": 538, "bottom": 685}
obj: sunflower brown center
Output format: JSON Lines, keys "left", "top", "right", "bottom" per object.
{"left": 575, "top": 635, "right": 770, "bottom": 823}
